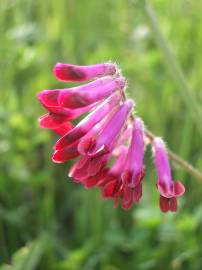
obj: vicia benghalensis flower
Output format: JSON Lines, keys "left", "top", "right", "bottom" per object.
{"left": 53, "top": 62, "right": 117, "bottom": 82}
{"left": 37, "top": 61, "right": 185, "bottom": 213}
{"left": 152, "top": 138, "right": 185, "bottom": 212}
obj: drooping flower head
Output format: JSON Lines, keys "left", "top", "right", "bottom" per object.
{"left": 37, "top": 61, "right": 185, "bottom": 213}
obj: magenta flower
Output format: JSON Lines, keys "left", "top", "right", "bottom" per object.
{"left": 37, "top": 61, "right": 186, "bottom": 213}
{"left": 120, "top": 118, "right": 145, "bottom": 206}
{"left": 58, "top": 77, "right": 125, "bottom": 109}
{"left": 153, "top": 138, "right": 185, "bottom": 212}
{"left": 37, "top": 76, "right": 125, "bottom": 109}
{"left": 122, "top": 118, "right": 145, "bottom": 187}
{"left": 53, "top": 62, "right": 117, "bottom": 82}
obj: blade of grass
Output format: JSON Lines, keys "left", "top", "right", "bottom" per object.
{"left": 142, "top": 0, "right": 202, "bottom": 135}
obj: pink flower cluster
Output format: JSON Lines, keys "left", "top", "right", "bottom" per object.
{"left": 37, "top": 62, "right": 185, "bottom": 212}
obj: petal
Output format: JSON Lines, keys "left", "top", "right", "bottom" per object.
{"left": 68, "top": 156, "right": 105, "bottom": 181}
{"left": 77, "top": 136, "right": 96, "bottom": 155}
{"left": 39, "top": 113, "right": 69, "bottom": 128}
{"left": 52, "top": 142, "right": 79, "bottom": 163}
{"left": 83, "top": 170, "right": 107, "bottom": 189}
{"left": 86, "top": 157, "right": 103, "bottom": 176}
{"left": 157, "top": 180, "right": 174, "bottom": 198}
{"left": 122, "top": 118, "right": 145, "bottom": 187}
{"left": 121, "top": 170, "right": 132, "bottom": 185}
{"left": 174, "top": 181, "right": 185, "bottom": 197}
{"left": 159, "top": 195, "right": 169, "bottom": 212}
{"left": 54, "top": 128, "right": 86, "bottom": 150}
{"left": 74, "top": 155, "right": 89, "bottom": 170}
{"left": 39, "top": 113, "right": 74, "bottom": 136}
{"left": 53, "top": 62, "right": 117, "bottom": 82}
{"left": 153, "top": 138, "right": 173, "bottom": 186}
{"left": 70, "top": 167, "right": 88, "bottom": 181}
{"left": 130, "top": 169, "right": 145, "bottom": 189}
{"left": 133, "top": 183, "right": 142, "bottom": 202}
{"left": 102, "top": 179, "right": 117, "bottom": 198}
{"left": 37, "top": 90, "right": 59, "bottom": 107}
{"left": 83, "top": 177, "right": 99, "bottom": 189}
{"left": 121, "top": 188, "right": 133, "bottom": 210}
{"left": 51, "top": 121, "right": 74, "bottom": 136}
{"left": 123, "top": 186, "right": 133, "bottom": 204}
{"left": 169, "top": 197, "right": 178, "bottom": 212}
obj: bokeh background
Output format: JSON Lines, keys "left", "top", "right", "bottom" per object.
{"left": 1, "top": 0, "right": 202, "bottom": 269}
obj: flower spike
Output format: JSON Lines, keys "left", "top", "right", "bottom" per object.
{"left": 37, "top": 61, "right": 186, "bottom": 213}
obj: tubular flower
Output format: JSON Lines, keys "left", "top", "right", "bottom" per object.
{"left": 53, "top": 62, "right": 117, "bottom": 82}
{"left": 37, "top": 61, "right": 185, "bottom": 213}
{"left": 152, "top": 138, "right": 185, "bottom": 212}
{"left": 121, "top": 118, "right": 145, "bottom": 205}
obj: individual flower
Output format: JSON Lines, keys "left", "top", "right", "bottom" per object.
{"left": 152, "top": 138, "right": 185, "bottom": 212}
{"left": 37, "top": 76, "right": 125, "bottom": 109}
{"left": 53, "top": 62, "right": 117, "bottom": 82}
{"left": 121, "top": 118, "right": 145, "bottom": 206}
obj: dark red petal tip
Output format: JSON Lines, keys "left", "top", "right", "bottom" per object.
{"left": 53, "top": 63, "right": 86, "bottom": 82}
{"left": 159, "top": 196, "right": 169, "bottom": 212}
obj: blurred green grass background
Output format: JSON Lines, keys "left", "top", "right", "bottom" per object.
{"left": 1, "top": 0, "right": 202, "bottom": 269}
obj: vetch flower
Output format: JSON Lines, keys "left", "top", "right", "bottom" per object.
{"left": 153, "top": 138, "right": 185, "bottom": 212}
{"left": 53, "top": 62, "right": 117, "bottom": 82}
{"left": 37, "top": 76, "right": 125, "bottom": 109}
{"left": 37, "top": 77, "right": 112, "bottom": 108}
{"left": 58, "top": 77, "right": 125, "bottom": 109}
{"left": 121, "top": 118, "right": 145, "bottom": 202}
